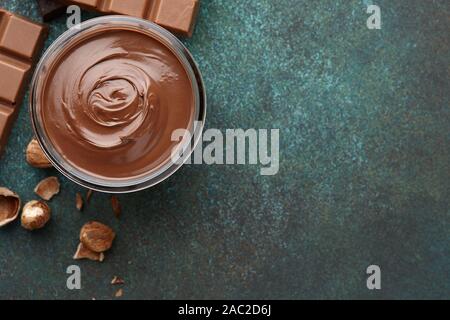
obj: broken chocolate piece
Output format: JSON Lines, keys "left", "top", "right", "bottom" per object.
{"left": 36, "top": 0, "right": 67, "bottom": 21}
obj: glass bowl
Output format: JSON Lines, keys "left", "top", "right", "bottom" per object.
{"left": 30, "top": 16, "right": 206, "bottom": 193}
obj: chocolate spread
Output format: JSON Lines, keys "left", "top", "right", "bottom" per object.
{"left": 40, "top": 27, "right": 195, "bottom": 180}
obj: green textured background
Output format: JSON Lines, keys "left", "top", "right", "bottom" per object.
{"left": 0, "top": 0, "right": 449, "bottom": 299}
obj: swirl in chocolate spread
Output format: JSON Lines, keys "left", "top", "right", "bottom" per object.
{"left": 63, "top": 49, "right": 162, "bottom": 149}
{"left": 40, "top": 28, "right": 195, "bottom": 179}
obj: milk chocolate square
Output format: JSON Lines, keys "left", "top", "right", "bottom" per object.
{"left": 0, "top": 58, "right": 30, "bottom": 104}
{"left": 106, "top": 0, "right": 150, "bottom": 18}
{"left": 0, "top": 13, "right": 47, "bottom": 59}
{"left": 72, "top": 0, "right": 99, "bottom": 7}
{"left": 0, "top": 104, "right": 15, "bottom": 150}
{"left": 154, "top": 0, "right": 199, "bottom": 37}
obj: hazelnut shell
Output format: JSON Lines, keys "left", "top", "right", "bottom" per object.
{"left": 0, "top": 187, "right": 21, "bottom": 227}
{"left": 73, "top": 242, "right": 105, "bottom": 262}
{"left": 76, "top": 193, "right": 83, "bottom": 211}
{"left": 34, "top": 176, "right": 60, "bottom": 201}
{"left": 111, "top": 196, "right": 121, "bottom": 218}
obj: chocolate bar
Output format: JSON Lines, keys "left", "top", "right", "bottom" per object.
{"left": 62, "top": 0, "right": 200, "bottom": 37}
{"left": 0, "top": 9, "right": 47, "bottom": 156}
{"left": 36, "top": 0, "right": 67, "bottom": 21}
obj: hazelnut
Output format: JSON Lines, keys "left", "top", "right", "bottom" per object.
{"left": 26, "top": 139, "right": 52, "bottom": 168}
{"left": 73, "top": 242, "right": 104, "bottom": 262}
{"left": 80, "top": 221, "right": 115, "bottom": 253}
{"left": 34, "top": 176, "right": 60, "bottom": 201}
{"left": 0, "top": 187, "right": 21, "bottom": 227}
{"left": 21, "top": 200, "right": 51, "bottom": 230}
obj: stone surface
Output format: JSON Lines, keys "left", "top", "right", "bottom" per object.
{"left": 0, "top": 0, "right": 449, "bottom": 299}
